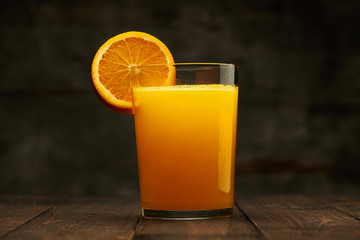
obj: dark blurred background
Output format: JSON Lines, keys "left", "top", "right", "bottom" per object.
{"left": 1, "top": 0, "right": 359, "bottom": 197}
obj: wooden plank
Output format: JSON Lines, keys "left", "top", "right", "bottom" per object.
{"left": 1, "top": 197, "right": 141, "bottom": 240}
{"left": 237, "top": 195, "right": 360, "bottom": 240}
{"left": 133, "top": 206, "right": 265, "bottom": 240}
{"left": 332, "top": 201, "right": 360, "bottom": 221}
{"left": 0, "top": 200, "right": 51, "bottom": 238}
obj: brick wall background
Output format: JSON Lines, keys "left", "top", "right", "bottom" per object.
{"left": 1, "top": 0, "right": 359, "bottom": 196}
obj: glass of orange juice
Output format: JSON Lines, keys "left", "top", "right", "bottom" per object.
{"left": 133, "top": 63, "right": 238, "bottom": 220}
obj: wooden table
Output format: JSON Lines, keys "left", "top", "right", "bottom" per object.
{"left": 0, "top": 195, "right": 359, "bottom": 239}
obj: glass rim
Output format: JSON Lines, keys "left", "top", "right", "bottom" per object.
{"left": 173, "top": 63, "right": 236, "bottom": 68}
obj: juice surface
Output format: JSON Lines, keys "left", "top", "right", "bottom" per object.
{"left": 134, "top": 84, "right": 238, "bottom": 210}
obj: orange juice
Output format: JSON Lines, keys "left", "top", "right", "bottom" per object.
{"left": 134, "top": 84, "right": 238, "bottom": 211}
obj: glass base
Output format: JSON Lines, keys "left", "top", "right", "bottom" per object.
{"left": 141, "top": 207, "right": 233, "bottom": 220}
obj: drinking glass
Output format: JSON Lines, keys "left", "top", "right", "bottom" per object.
{"left": 133, "top": 63, "right": 238, "bottom": 220}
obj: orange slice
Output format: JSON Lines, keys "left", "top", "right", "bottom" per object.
{"left": 91, "top": 31, "right": 175, "bottom": 113}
